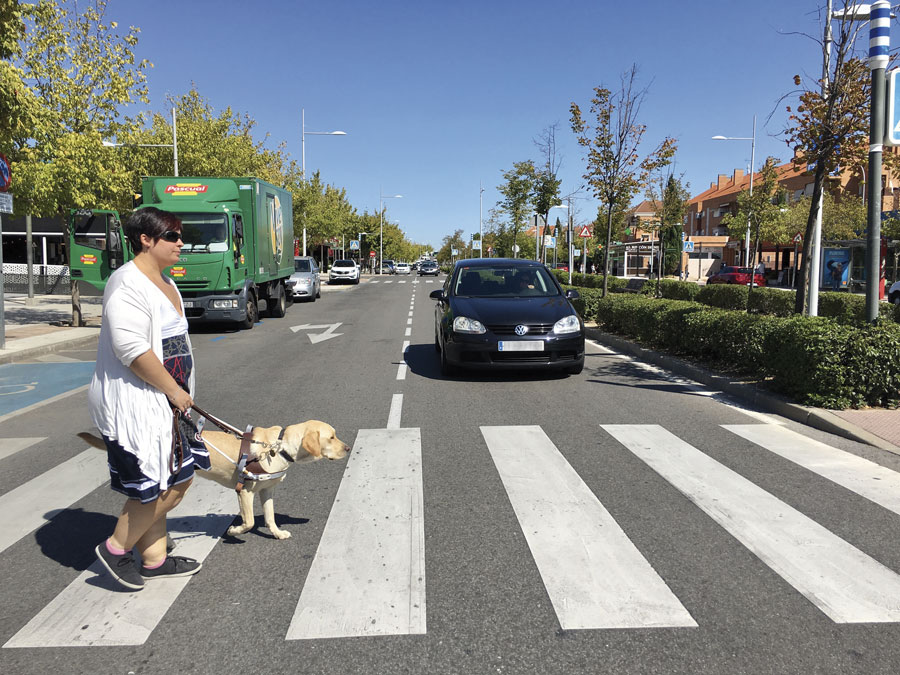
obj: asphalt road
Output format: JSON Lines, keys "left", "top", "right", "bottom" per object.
{"left": 2, "top": 274, "right": 900, "bottom": 674}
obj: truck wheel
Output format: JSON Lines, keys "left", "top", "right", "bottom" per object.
{"left": 268, "top": 284, "right": 287, "bottom": 318}
{"left": 241, "top": 294, "right": 258, "bottom": 330}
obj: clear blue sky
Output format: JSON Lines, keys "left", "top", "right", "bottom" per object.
{"left": 118, "top": 0, "right": 848, "bottom": 249}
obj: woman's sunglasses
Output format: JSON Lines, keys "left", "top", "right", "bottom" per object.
{"left": 159, "top": 230, "right": 183, "bottom": 243}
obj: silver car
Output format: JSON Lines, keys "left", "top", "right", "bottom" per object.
{"left": 290, "top": 256, "right": 320, "bottom": 302}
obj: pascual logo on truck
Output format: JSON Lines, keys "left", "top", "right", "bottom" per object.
{"left": 165, "top": 183, "right": 209, "bottom": 196}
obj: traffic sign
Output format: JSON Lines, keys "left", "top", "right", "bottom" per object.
{"left": 887, "top": 68, "right": 900, "bottom": 146}
{"left": 578, "top": 225, "right": 592, "bottom": 238}
{"left": 369, "top": 251, "right": 376, "bottom": 257}
{"left": 0, "top": 192, "right": 12, "bottom": 214}
{"left": 0, "top": 153, "right": 10, "bottom": 192}
{"left": 683, "top": 241, "right": 695, "bottom": 252}
{"left": 793, "top": 231, "right": 803, "bottom": 243}
{"left": 349, "top": 239, "right": 360, "bottom": 250}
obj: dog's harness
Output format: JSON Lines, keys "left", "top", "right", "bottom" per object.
{"left": 191, "top": 404, "right": 295, "bottom": 492}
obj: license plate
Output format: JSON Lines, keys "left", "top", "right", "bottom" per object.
{"left": 498, "top": 340, "right": 544, "bottom": 352}
{"left": 182, "top": 301, "right": 195, "bottom": 308}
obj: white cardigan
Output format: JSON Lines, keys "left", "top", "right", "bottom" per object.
{"left": 88, "top": 261, "right": 196, "bottom": 485}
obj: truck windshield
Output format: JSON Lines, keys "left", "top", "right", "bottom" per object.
{"left": 174, "top": 213, "right": 229, "bottom": 253}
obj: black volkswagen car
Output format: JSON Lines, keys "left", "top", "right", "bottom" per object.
{"left": 431, "top": 259, "right": 584, "bottom": 375}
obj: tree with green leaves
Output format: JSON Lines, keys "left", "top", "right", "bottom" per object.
{"left": 570, "top": 65, "right": 676, "bottom": 296}
{"left": 9, "top": 0, "right": 152, "bottom": 215}
{"left": 497, "top": 161, "right": 537, "bottom": 258}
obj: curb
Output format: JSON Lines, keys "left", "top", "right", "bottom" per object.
{"left": 0, "top": 330, "right": 100, "bottom": 366}
{"left": 585, "top": 327, "right": 900, "bottom": 455}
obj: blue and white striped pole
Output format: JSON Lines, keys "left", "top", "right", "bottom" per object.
{"left": 867, "top": 0, "right": 890, "bottom": 322}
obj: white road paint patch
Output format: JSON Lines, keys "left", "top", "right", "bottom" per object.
{"left": 387, "top": 393, "right": 403, "bottom": 429}
{"left": 0, "top": 437, "right": 46, "bottom": 462}
{"left": 287, "top": 428, "right": 426, "bottom": 639}
{"left": 604, "top": 424, "right": 900, "bottom": 623}
{"left": 482, "top": 425, "right": 696, "bottom": 630}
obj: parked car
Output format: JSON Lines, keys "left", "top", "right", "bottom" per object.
{"left": 707, "top": 266, "right": 767, "bottom": 287}
{"left": 381, "top": 259, "right": 396, "bottom": 274}
{"left": 395, "top": 262, "right": 411, "bottom": 275}
{"left": 889, "top": 280, "right": 900, "bottom": 305}
{"left": 418, "top": 260, "right": 440, "bottom": 276}
{"left": 431, "top": 258, "right": 584, "bottom": 376}
{"left": 289, "top": 256, "right": 321, "bottom": 302}
{"left": 329, "top": 259, "right": 360, "bottom": 284}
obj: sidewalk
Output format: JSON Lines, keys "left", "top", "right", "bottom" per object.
{"left": 2, "top": 293, "right": 898, "bottom": 454}
{"left": 0, "top": 293, "right": 101, "bottom": 365}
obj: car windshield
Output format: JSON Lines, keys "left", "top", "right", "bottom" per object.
{"left": 174, "top": 213, "right": 229, "bottom": 253}
{"left": 294, "top": 259, "right": 311, "bottom": 272}
{"left": 452, "top": 265, "right": 559, "bottom": 297}
{"left": 334, "top": 260, "right": 355, "bottom": 268}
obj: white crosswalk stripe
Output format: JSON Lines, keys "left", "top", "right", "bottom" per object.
{"left": 0, "top": 436, "right": 46, "bottom": 462}
{"left": 5, "top": 422, "right": 900, "bottom": 650}
{"left": 4, "top": 479, "right": 235, "bottom": 647}
{"left": 603, "top": 424, "right": 900, "bottom": 623}
{"left": 287, "top": 428, "right": 426, "bottom": 639}
{"left": 482, "top": 425, "right": 696, "bottom": 630}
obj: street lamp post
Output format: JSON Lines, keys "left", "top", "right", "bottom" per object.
{"left": 379, "top": 191, "right": 402, "bottom": 274}
{"left": 102, "top": 107, "right": 179, "bottom": 176}
{"left": 479, "top": 181, "right": 484, "bottom": 259}
{"left": 358, "top": 232, "right": 369, "bottom": 270}
{"left": 301, "top": 108, "right": 346, "bottom": 256}
{"left": 712, "top": 115, "right": 756, "bottom": 267}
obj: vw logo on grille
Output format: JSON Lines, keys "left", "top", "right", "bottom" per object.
{"left": 514, "top": 324, "right": 528, "bottom": 336}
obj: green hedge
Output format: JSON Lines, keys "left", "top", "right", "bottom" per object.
{"left": 593, "top": 294, "right": 900, "bottom": 409}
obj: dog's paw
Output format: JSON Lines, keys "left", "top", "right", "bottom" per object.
{"left": 227, "top": 524, "right": 251, "bottom": 536}
{"left": 270, "top": 529, "right": 292, "bottom": 540}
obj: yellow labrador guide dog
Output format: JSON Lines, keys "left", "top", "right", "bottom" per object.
{"left": 80, "top": 418, "right": 350, "bottom": 540}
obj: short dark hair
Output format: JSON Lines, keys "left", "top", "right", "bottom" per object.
{"left": 124, "top": 207, "right": 182, "bottom": 254}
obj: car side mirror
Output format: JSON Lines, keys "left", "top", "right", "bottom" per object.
{"left": 429, "top": 289, "right": 445, "bottom": 301}
{"left": 565, "top": 289, "right": 580, "bottom": 300}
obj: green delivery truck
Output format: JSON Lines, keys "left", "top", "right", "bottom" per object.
{"left": 68, "top": 176, "right": 294, "bottom": 329}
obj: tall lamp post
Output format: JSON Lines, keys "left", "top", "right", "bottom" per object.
{"left": 301, "top": 108, "right": 346, "bottom": 256}
{"left": 103, "top": 107, "right": 179, "bottom": 176}
{"left": 712, "top": 115, "right": 756, "bottom": 267}
{"left": 358, "top": 232, "right": 369, "bottom": 270}
{"left": 379, "top": 191, "right": 402, "bottom": 274}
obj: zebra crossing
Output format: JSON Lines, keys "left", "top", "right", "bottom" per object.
{"left": 4, "top": 421, "right": 900, "bottom": 650}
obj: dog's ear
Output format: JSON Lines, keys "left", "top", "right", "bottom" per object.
{"left": 301, "top": 427, "right": 323, "bottom": 458}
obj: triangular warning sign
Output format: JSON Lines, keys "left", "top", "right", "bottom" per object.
{"left": 578, "top": 225, "right": 592, "bottom": 238}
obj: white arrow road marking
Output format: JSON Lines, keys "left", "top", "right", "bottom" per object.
{"left": 289, "top": 322, "right": 343, "bottom": 343}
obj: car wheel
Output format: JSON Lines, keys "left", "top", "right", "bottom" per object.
{"left": 241, "top": 293, "right": 258, "bottom": 330}
{"left": 354, "top": 277, "right": 360, "bottom": 285}
{"left": 267, "top": 283, "right": 287, "bottom": 318}
{"left": 315, "top": 285, "right": 320, "bottom": 300}
{"left": 434, "top": 330, "right": 441, "bottom": 353}
{"left": 440, "top": 342, "right": 457, "bottom": 376}
{"left": 892, "top": 293, "right": 900, "bottom": 306}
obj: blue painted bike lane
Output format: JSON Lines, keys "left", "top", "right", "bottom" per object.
{"left": 0, "top": 362, "right": 96, "bottom": 417}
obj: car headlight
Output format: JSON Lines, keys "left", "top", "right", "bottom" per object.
{"left": 453, "top": 316, "right": 486, "bottom": 334}
{"left": 553, "top": 314, "right": 581, "bottom": 334}
{"left": 212, "top": 299, "right": 239, "bottom": 309}
{"left": 296, "top": 278, "right": 311, "bottom": 286}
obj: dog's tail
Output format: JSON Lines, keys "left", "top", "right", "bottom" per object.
{"left": 78, "top": 431, "right": 106, "bottom": 450}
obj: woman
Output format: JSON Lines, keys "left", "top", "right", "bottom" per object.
{"left": 89, "top": 207, "right": 210, "bottom": 590}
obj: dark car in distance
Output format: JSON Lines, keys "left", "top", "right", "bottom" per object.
{"left": 418, "top": 260, "right": 440, "bottom": 276}
{"left": 707, "top": 265, "right": 767, "bottom": 287}
{"left": 431, "top": 259, "right": 584, "bottom": 376}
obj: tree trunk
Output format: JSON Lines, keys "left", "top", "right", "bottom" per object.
{"left": 793, "top": 160, "right": 828, "bottom": 314}
{"left": 602, "top": 204, "right": 613, "bottom": 297}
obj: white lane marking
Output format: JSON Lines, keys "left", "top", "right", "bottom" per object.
{"left": 603, "top": 424, "right": 900, "bottom": 623}
{"left": 396, "top": 341, "right": 410, "bottom": 380}
{"left": 387, "top": 393, "right": 403, "bottom": 429}
{"left": 724, "top": 424, "right": 900, "bottom": 516}
{"left": 406, "top": 318, "right": 412, "bottom": 325}
{"left": 0, "top": 449, "right": 109, "bottom": 556}
{"left": 399, "top": 280, "right": 407, "bottom": 284}
{"left": 384, "top": 281, "right": 393, "bottom": 284}
{"left": 0, "top": 384, "right": 89, "bottom": 425}
{"left": 371, "top": 280, "right": 380, "bottom": 284}
{"left": 587, "top": 340, "right": 781, "bottom": 425}
{"left": 287, "top": 428, "right": 426, "bottom": 639}
{"left": 481, "top": 425, "right": 696, "bottom": 630}
{"left": 4, "top": 479, "right": 234, "bottom": 647}
{"left": 0, "top": 437, "right": 46, "bottom": 462}
{"left": 405, "top": 327, "right": 411, "bottom": 337}
{"left": 408, "top": 311, "right": 414, "bottom": 317}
